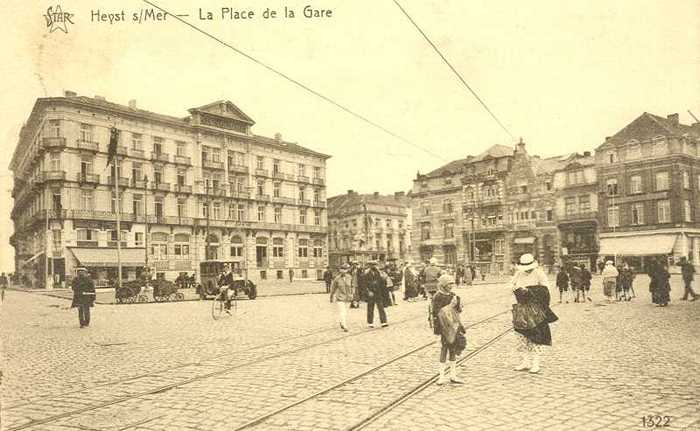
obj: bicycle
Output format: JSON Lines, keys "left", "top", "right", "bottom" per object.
{"left": 211, "top": 284, "right": 238, "bottom": 320}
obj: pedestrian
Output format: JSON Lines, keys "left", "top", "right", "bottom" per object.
{"left": 579, "top": 263, "right": 592, "bottom": 302}
{"left": 0, "top": 272, "right": 7, "bottom": 302}
{"left": 556, "top": 265, "right": 570, "bottom": 303}
{"left": 679, "top": 257, "right": 697, "bottom": 301}
{"left": 330, "top": 263, "right": 354, "bottom": 332}
{"left": 470, "top": 265, "right": 476, "bottom": 282}
{"left": 455, "top": 264, "right": 464, "bottom": 286}
{"left": 323, "top": 266, "right": 333, "bottom": 294}
{"left": 421, "top": 257, "right": 442, "bottom": 299}
{"left": 601, "top": 260, "right": 619, "bottom": 303}
{"left": 464, "top": 264, "right": 473, "bottom": 286}
{"left": 350, "top": 262, "right": 361, "bottom": 309}
{"left": 649, "top": 260, "right": 671, "bottom": 307}
{"left": 71, "top": 267, "right": 96, "bottom": 328}
{"left": 379, "top": 262, "right": 394, "bottom": 308}
{"left": 363, "top": 260, "right": 388, "bottom": 328}
{"left": 431, "top": 274, "right": 466, "bottom": 385}
{"left": 510, "top": 253, "right": 558, "bottom": 374}
{"left": 597, "top": 259, "right": 605, "bottom": 274}
{"left": 569, "top": 265, "right": 582, "bottom": 302}
{"left": 619, "top": 262, "right": 635, "bottom": 301}
{"left": 403, "top": 261, "right": 418, "bottom": 301}
{"left": 288, "top": 268, "right": 294, "bottom": 283}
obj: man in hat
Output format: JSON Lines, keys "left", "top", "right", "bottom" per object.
{"left": 71, "top": 267, "right": 96, "bottom": 328}
{"left": 323, "top": 266, "right": 333, "bottom": 293}
{"left": 218, "top": 264, "right": 235, "bottom": 313}
{"left": 420, "top": 257, "right": 442, "bottom": 299}
{"left": 364, "top": 260, "right": 388, "bottom": 328}
{"left": 680, "top": 257, "right": 697, "bottom": 301}
{"left": 330, "top": 263, "right": 354, "bottom": 331}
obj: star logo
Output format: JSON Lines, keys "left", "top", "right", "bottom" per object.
{"left": 44, "top": 5, "right": 74, "bottom": 34}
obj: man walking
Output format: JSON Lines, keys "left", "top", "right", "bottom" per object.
{"left": 288, "top": 268, "right": 294, "bottom": 283}
{"left": 680, "top": 257, "right": 697, "bottom": 301}
{"left": 323, "top": 266, "right": 333, "bottom": 293}
{"left": 0, "top": 272, "right": 7, "bottom": 302}
{"left": 421, "top": 257, "right": 442, "bottom": 299}
{"left": 71, "top": 268, "right": 96, "bottom": 328}
{"left": 364, "top": 260, "right": 388, "bottom": 328}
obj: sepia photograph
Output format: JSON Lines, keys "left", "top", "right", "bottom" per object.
{"left": 1, "top": 1, "right": 699, "bottom": 430}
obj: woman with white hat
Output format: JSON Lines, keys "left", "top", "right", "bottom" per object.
{"left": 601, "top": 260, "right": 619, "bottom": 303}
{"left": 509, "top": 253, "right": 558, "bottom": 374}
{"left": 431, "top": 274, "right": 466, "bottom": 384}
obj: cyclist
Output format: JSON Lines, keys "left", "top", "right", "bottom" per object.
{"left": 218, "top": 264, "right": 235, "bottom": 314}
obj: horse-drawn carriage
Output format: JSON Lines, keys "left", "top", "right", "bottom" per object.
{"left": 114, "top": 278, "right": 184, "bottom": 303}
{"left": 151, "top": 279, "right": 185, "bottom": 302}
{"left": 115, "top": 280, "right": 148, "bottom": 304}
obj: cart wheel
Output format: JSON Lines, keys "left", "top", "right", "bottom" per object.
{"left": 176, "top": 292, "right": 185, "bottom": 301}
{"left": 211, "top": 294, "right": 223, "bottom": 320}
{"left": 116, "top": 297, "right": 123, "bottom": 304}
{"left": 248, "top": 285, "right": 257, "bottom": 300}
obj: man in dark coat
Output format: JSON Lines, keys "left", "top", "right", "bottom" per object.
{"left": 363, "top": 261, "right": 388, "bottom": 328}
{"left": 71, "top": 267, "right": 96, "bottom": 328}
{"left": 680, "top": 257, "right": 697, "bottom": 301}
{"left": 218, "top": 265, "right": 235, "bottom": 313}
{"left": 323, "top": 267, "right": 333, "bottom": 293}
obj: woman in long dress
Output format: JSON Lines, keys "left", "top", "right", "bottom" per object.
{"left": 649, "top": 260, "right": 671, "bottom": 307}
{"left": 509, "top": 253, "right": 558, "bottom": 374}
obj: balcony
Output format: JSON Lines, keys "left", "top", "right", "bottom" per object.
{"left": 151, "top": 152, "right": 170, "bottom": 163}
{"left": 107, "top": 176, "right": 130, "bottom": 187}
{"left": 154, "top": 182, "right": 171, "bottom": 192}
{"left": 174, "top": 155, "right": 192, "bottom": 165}
{"left": 76, "top": 140, "right": 99, "bottom": 152}
{"left": 228, "top": 164, "right": 249, "bottom": 174}
{"left": 272, "top": 170, "right": 285, "bottom": 179}
{"left": 312, "top": 177, "right": 325, "bottom": 186}
{"left": 230, "top": 191, "right": 251, "bottom": 199}
{"left": 43, "top": 170, "right": 66, "bottom": 181}
{"left": 130, "top": 148, "right": 145, "bottom": 158}
{"left": 557, "top": 210, "right": 598, "bottom": 224}
{"left": 203, "top": 160, "right": 224, "bottom": 170}
{"left": 256, "top": 194, "right": 271, "bottom": 202}
{"left": 211, "top": 187, "right": 228, "bottom": 197}
{"left": 298, "top": 175, "right": 310, "bottom": 183}
{"left": 132, "top": 179, "right": 147, "bottom": 188}
{"left": 312, "top": 200, "right": 326, "bottom": 208}
{"left": 255, "top": 168, "right": 268, "bottom": 177}
{"left": 116, "top": 146, "right": 128, "bottom": 156}
{"left": 174, "top": 184, "right": 192, "bottom": 193}
{"left": 272, "top": 196, "right": 295, "bottom": 205}
{"left": 77, "top": 240, "right": 98, "bottom": 247}
{"left": 42, "top": 136, "right": 66, "bottom": 150}
{"left": 76, "top": 173, "right": 100, "bottom": 184}
{"left": 298, "top": 199, "right": 311, "bottom": 206}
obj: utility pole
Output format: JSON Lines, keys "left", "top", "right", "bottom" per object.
{"left": 144, "top": 175, "right": 149, "bottom": 286}
{"left": 205, "top": 180, "right": 211, "bottom": 260}
{"left": 45, "top": 206, "right": 50, "bottom": 289}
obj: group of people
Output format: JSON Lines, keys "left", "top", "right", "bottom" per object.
{"left": 555, "top": 262, "right": 594, "bottom": 303}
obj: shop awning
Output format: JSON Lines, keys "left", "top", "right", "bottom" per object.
{"left": 514, "top": 237, "right": 536, "bottom": 244}
{"left": 69, "top": 248, "right": 146, "bottom": 267}
{"left": 598, "top": 235, "right": 677, "bottom": 256}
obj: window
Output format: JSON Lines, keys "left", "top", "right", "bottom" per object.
{"left": 272, "top": 238, "right": 284, "bottom": 257}
{"left": 273, "top": 182, "right": 281, "bottom": 198}
{"left": 174, "top": 243, "right": 190, "bottom": 257}
{"left": 257, "top": 205, "right": 265, "bottom": 222}
{"left": 111, "top": 192, "right": 123, "bottom": 213}
{"left": 50, "top": 153, "right": 61, "bottom": 171}
{"left": 52, "top": 229, "right": 62, "bottom": 249}
{"left": 257, "top": 179, "right": 265, "bottom": 196}
{"left": 630, "top": 175, "right": 642, "bottom": 194}
{"left": 49, "top": 119, "right": 61, "bottom": 137}
{"left": 519, "top": 184, "right": 528, "bottom": 193}
{"left": 298, "top": 164, "right": 306, "bottom": 176}
{"left": 495, "top": 239, "right": 505, "bottom": 255}
{"left": 632, "top": 203, "right": 644, "bottom": 225}
{"left": 422, "top": 203, "right": 431, "bottom": 216}
{"left": 132, "top": 162, "right": 142, "bottom": 182}
{"left": 314, "top": 209, "right": 321, "bottom": 226}
{"left": 274, "top": 207, "right": 282, "bottom": 223}
{"left": 443, "top": 199, "right": 453, "bottom": 214}
{"left": 153, "top": 167, "right": 163, "bottom": 185}
{"left": 236, "top": 176, "right": 246, "bottom": 194}
{"left": 683, "top": 171, "right": 690, "bottom": 189}
{"left": 273, "top": 159, "right": 280, "bottom": 174}
{"left": 202, "top": 202, "right": 209, "bottom": 218}
{"left": 313, "top": 189, "right": 320, "bottom": 204}
{"left": 80, "top": 191, "right": 93, "bottom": 210}
{"left": 256, "top": 156, "right": 264, "bottom": 170}
{"left": 565, "top": 197, "right": 577, "bottom": 215}
{"left": 657, "top": 200, "right": 671, "bottom": 223}
{"left": 444, "top": 177, "right": 452, "bottom": 185}
{"left": 230, "top": 235, "right": 243, "bottom": 257}
{"left": 299, "top": 186, "right": 306, "bottom": 201}
{"left": 201, "top": 148, "right": 209, "bottom": 163}
{"left": 177, "top": 170, "right": 185, "bottom": 186}
{"left": 545, "top": 181, "right": 552, "bottom": 191}
{"left": 153, "top": 137, "right": 163, "bottom": 155}
{"left": 177, "top": 199, "right": 186, "bottom": 218}
{"left": 132, "top": 194, "right": 143, "bottom": 215}
{"left": 154, "top": 198, "right": 164, "bottom": 218}
{"left": 607, "top": 151, "right": 617, "bottom": 164}
{"left": 684, "top": 200, "right": 692, "bottom": 222}
{"left": 420, "top": 222, "right": 431, "bottom": 240}
{"left": 77, "top": 229, "right": 96, "bottom": 241}
{"left": 606, "top": 178, "right": 618, "bottom": 196}
{"left": 652, "top": 138, "right": 668, "bottom": 156}
{"left": 79, "top": 123, "right": 93, "bottom": 142}
{"left": 313, "top": 166, "right": 321, "bottom": 179}
{"left": 567, "top": 170, "right": 585, "bottom": 186}
{"left": 131, "top": 133, "right": 143, "bottom": 151}
{"left": 212, "top": 202, "right": 221, "bottom": 219}
{"left": 237, "top": 204, "right": 246, "bottom": 221}
{"left": 211, "top": 148, "right": 221, "bottom": 163}
{"left": 627, "top": 144, "right": 641, "bottom": 160}
{"left": 578, "top": 195, "right": 591, "bottom": 212}
{"left": 313, "top": 239, "right": 323, "bottom": 257}
{"left": 80, "top": 157, "right": 93, "bottom": 176}
{"left": 607, "top": 206, "right": 620, "bottom": 227}
{"left": 655, "top": 172, "right": 669, "bottom": 191}
{"left": 443, "top": 221, "right": 454, "bottom": 238}
{"left": 176, "top": 141, "right": 186, "bottom": 157}
{"left": 300, "top": 208, "right": 307, "bottom": 224}
{"left": 298, "top": 239, "right": 308, "bottom": 257}
{"left": 546, "top": 209, "right": 553, "bottom": 222}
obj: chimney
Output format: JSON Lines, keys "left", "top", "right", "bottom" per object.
{"left": 94, "top": 95, "right": 106, "bottom": 101}
{"left": 63, "top": 90, "right": 77, "bottom": 97}
{"left": 394, "top": 191, "right": 405, "bottom": 199}
{"left": 516, "top": 137, "right": 526, "bottom": 153}
{"left": 583, "top": 151, "right": 591, "bottom": 157}
{"left": 667, "top": 113, "right": 679, "bottom": 125}
{"left": 347, "top": 189, "right": 354, "bottom": 195}
{"left": 274, "top": 133, "right": 282, "bottom": 141}
{"left": 373, "top": 192, "right": 379, "bottom": 197}
{"left": 605, "top": 136, "right": 612, "bottom": 142}
{"left": 128, "top": 99, "right": 137, "bottom": 109}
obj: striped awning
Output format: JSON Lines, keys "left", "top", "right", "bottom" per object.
{"left": 68, "top": 248, "right": 146, "bottom": 267}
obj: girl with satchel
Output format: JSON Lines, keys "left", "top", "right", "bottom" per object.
{"left": 431, "top": 274, "right": 466, "bottom": 385}
{"left": 510, "top": 254, "right": 558, "bottom": 374}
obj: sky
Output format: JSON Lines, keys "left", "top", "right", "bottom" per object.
{"left": 1, "top": 0, "right": 699, "bottom": 272}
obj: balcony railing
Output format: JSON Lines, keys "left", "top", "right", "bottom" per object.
{"left": 151, "top": 152, "right": 170, "bottom": 163}
{"left": 298, "top": 199, "right": 311, "bottom": 206}
{"left": 154, "top": 182, "right": 171, "bottom": 192}
{"left": 256, "top": 194, "right": 271, "bottom": 201}
{"left": 255, "top": 168, "right": 268, "bottom": 177}
{"left": 42, "top": 137, "right": 66, "bottom": 149}
{"left": 132, "top": 179, "right": 147, "bottom": 188}
{"left": 174, "top": 184, "right": 192, "bottom": 193}
{"left": 76, "top": 140, "right": 99, "bottom": 151}
{"left": 43, "top": 171, "right": 66, "bottom": 181}
{"left": 228, "top": 164, "right": 249, "bottom": 174}
{"left": 298, "top": 175, "right": 310, "bottom": 183}
{"left": 129, "top": 148, "right": 145, "bottom": 158}
{"left": 116, "top": 146, "right": 128, "bottom": 156}
{"left": 174, "top": 155, "right": 192, "bottom": 165}
{"left": 557, "top": 210, "right": 598, "bottom": 223}
{"left": 272, "top": 170, "right": 285, "bottom": 179}
{"left": 230, "top": 191, "right": 251, "bottom": 199}
{"left": 212, "top": 187, "right": 228, "bottom": 197}
{"left": 77, "top": 240, "right": 98, "bottom": 247}
{"left": 203, "top": 160, "right": 224, "bottom": 170}
{"left": 312, "top": 177, "right": 325, "bottom": 185}
{"left": 76, "top": 173, "right": 100, "bottom": 184}
{"left": 107, "top": 176, "right": 130, "bottom": 187}
{"left": 312, "top": 200, "right": 326, "bottom": 208}
{"left": 272, "top": 196, "right": 295, "bottom": 205}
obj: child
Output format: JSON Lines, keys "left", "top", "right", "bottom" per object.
{"left": 556, "top": 265, "right": 570, "bottom": 303}
{"left": 431, "top": 274, "right": 466, "bottom": 385}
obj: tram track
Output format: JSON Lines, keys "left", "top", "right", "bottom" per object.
{"left": 4, "top": 285, "right": 514, "bottom": 431}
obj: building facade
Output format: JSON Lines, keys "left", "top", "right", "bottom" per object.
{"left": 10, "top": 93, "right": 330, "bottom": 287}
{"left": 327, "top": 191, "right": 411, "bottom": 266}
{"left": 595, "top": 112, "right": 700, "bottom": 272}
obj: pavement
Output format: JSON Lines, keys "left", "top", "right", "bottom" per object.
{"left": 0, "top": 274, "right": 698, "bottom": 430}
